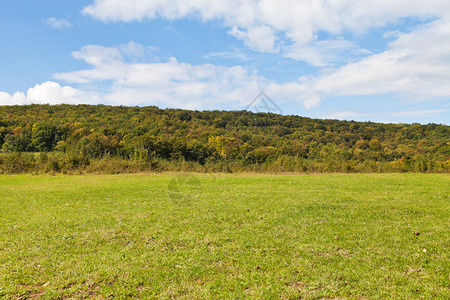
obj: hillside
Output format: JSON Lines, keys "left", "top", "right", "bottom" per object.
{"left": 0, "top": 104, "right": 449, "bottom": 173}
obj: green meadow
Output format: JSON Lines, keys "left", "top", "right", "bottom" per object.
{"left": 0, "top": 173, "right": 448, "bottom": 299}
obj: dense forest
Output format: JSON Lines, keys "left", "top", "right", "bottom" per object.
{"left": 0, "top": 104, "right": 448, "bottom": 174}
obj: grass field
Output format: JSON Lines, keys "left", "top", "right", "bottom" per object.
{"left": 0, "top": 173, "right": 448, "bottom": 299}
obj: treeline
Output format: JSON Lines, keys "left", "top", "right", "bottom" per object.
{"left": 0, "top": 104, "right": 448, "bottom": 174}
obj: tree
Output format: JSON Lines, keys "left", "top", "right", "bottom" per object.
{"left": 369, "top": 139, "right": 382, "bottom": 151}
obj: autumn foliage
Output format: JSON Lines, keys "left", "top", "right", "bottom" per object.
{"left": 0, "top": 104, "right": 448, "bottom": 174}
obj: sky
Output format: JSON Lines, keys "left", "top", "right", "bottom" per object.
{"left": 0, "top": 0, "right": 449, "bottom": 124}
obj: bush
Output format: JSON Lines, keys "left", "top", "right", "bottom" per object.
{"left": 0, "top": 152, "right": 35, "bottom": 174}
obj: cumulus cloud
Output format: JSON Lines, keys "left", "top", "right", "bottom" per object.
{"left": 27, "top": 82, "right": 101, "bottom": 104}
{"left": 0, "top": 91, "right": 26, "bottom": 105}
{"left": 3, "top": 18, "right": 450, "bottom": 114}
{"left": 73, "top": 44, "right": 123, "bottom": 66}
{"left": 46, "top": 17, "right": 72, "bottom": 29}
{"left": 82, "top": 1, "right": 450, "bottom": 59}
{"left": 301, "top": 19, "right": 450, "bottom": 102}
{"left": 54, "top": 43, "right": 263, "bottom": 109}
{"left": 229, "top": 25, "right": 278, "bottom": 53}
{"left": 79, "top": 0, "right": 450, "bottom": 111}
{"left": 83, "top": 1, "right": 450, "bottom": 29}
{"left": 38, "top": 16, "right": 450, "bottom": 111}
{"left": 117, "top": 41, "right": 146, "bottom": 58}
{"left": 283, "top": 39, "right": 371, "bottom": 67}
{"left": 0, "top": 82, "right": 100, "bottom": 106}
{"left": 51, "top": 42, "right": 319, "bottom": 110}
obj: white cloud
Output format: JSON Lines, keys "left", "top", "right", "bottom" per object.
{"left": 299, "top": 19, "right": 450, "bottom": 102}
{"left": 46, "top": 17, "right": 72, "bottom": 29}
{"left": 52, "top": 43, "right": 318, "bottom": 110}
{"left": 27, "top": 82, "right": 100, "bottom": 104}
{"left": 73, "top": 44, "right": 123, "bottom": 66}
{"left": 117, "top": 41, "right": 146, "bottom": 58}
{"left": 0, "top": 91, "right": 26, "bottom": 105}
{"left": 205, "top": 48, "right": 249, "bottom": 61}
{"left": 264, "top": 81, "right": 320, "bottom": 109}
{"left": 82, "top": 1, "right": 450, "bottom": 58}
{"left": 229, "top": 25, "right": 278, "bottom": 53}
{"left": 79, "top": 0, "right": 450, "bottom": 114}
{"left": 323, "top": 111, "right": 369, "bottom": 120}
{"left": 283, "top": 39, "right": 371, "bottom": 67}
{"left": 3, "top": 19, "right": 450, "bottom": 115}
{"left": 391, "top": 109, "right": 448, "bottom": 117}
{"left": 45, "top": 20, "right": 450, "bottom": 111}
{"left": 0, "top": 82, "right": 100, "bottom": 106}
{"left": 55, "top": 44, "right": 257, "bottom": 108}
{"left": 83, "top": 1, "right": 450, "bottom": 29}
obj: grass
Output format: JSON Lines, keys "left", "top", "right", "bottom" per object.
{"left": 0, "top": 173, "right": 448, "bottom": 299}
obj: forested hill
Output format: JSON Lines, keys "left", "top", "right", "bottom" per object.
{"left": 0, "top": 104, "right": 449, "bottom": 173}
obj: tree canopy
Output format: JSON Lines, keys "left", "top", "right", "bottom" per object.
{"left": 0, "top": 104, "right": 448, "bottom": 173}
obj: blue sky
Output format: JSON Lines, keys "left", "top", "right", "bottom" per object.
{"left": 0, "top": 0, "right": 449, "bottom": 124}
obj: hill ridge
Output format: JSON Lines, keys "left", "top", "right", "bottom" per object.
{"left": 0, "top": 104, "right": 448, "bottom": 173}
